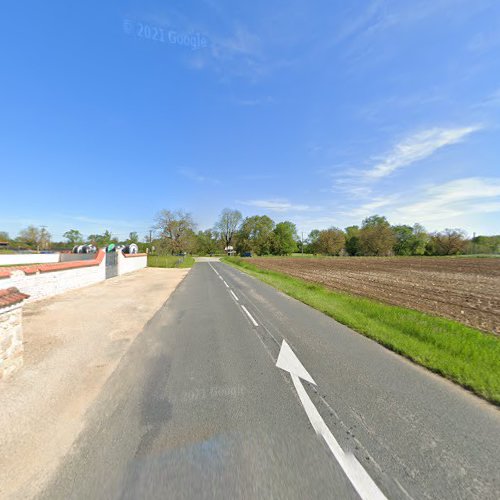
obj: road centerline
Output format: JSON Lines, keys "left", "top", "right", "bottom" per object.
{"left": 241, "top": 304, "right": 259, "bottom": 327}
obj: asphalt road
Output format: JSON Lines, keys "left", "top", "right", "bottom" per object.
{"left": 39, "top": 262, "right": 500, "bottom": 499}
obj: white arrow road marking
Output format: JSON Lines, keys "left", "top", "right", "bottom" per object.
{"left": 241, "top": 305, "right": 259, "bottom": 327}
{"left": 277, "top": 340, "right": 388, "bottom": 500}
{"left": 276, "top": 339, "right": 316, "bottom": 384}
{"left": 230, "top": 290, "right": 239, "bottom": 301}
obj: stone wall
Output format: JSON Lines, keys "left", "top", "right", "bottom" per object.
{"left": 0, "top": 288, "right": 29, "bottom": 379}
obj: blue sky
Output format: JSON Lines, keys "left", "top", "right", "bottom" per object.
{"left": 1, "top": 0, "right": 499, "bottom": 241}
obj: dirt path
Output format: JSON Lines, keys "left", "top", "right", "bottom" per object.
{"left": 0, "top": 267, "right": 189, "bottom": 499}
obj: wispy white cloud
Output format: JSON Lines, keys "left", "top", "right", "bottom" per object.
{"left": 365, "top": 126, "right": 482, "bottom": 179}
{"left": 178, "top": 168, "right": 220, "bottom": 185}
{"left": 336, "top": 177, "right": 500, "bottom": 229}
{"left": 394, "top": 177, "right": 500, "bottom": 222}
{"left": 343, "top": 194, "right": 401, "bottom": 218}
{"left": 239, "top": 199, "right": 320, "bottom": 213}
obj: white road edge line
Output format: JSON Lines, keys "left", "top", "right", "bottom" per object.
{"left": 223, "top": 280, "right": 229, "bottom": 288}
{"left": 241, "top": 305, "right": 259, "bottom": 327}
{"left": 230, "top": 290, "right": 239, "bottom": 301}
{"left": 277, "top": 341, "right": 387, "bottom": 500}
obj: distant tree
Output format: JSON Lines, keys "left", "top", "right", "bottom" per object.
{"left": 392, "top": 225, "right": 414, "bottom": 255}
{"left": 316, "top": 228, "right": 346, "bottom": 255}
{"left": 359, "top": 215, "right": 395, "bottom": 256}
{"left": 63, "top": 229, "right": 84, "bottom": 246}
{"left": 272, "top": 221, "right": 298, "bottom": 255}
{"left": 410, "top": 223, "right": 429, "bottom": 255}
{"left": 182, "top": 229, "right": 198, "bottom": 254}
{"left": 392, "top": 224, "right": 429, "bottom": 255}
{"left": 236, "top": 215, "right": 275, "bottom": 255}
{"left": 196, "top": 229, "right": 221, "bottom": 255}
{"left": 17, "top": 225, "right": 51, "bottom": 250}
{"left": 344, "top": 226, "right": 360, "bottom": 256}
{"left": 214, "top": 209, "right": 242, "bottom": 251}
{"left": 18, "top": 226, "right": 40, "bottom": 248}
{"left": 469, "top": 235, "right": 500, "bottom": 254}
{"left": 306, "top": 229, "right": 321, "bottom": 254}
{"left": 154, "top": 209, "right": 196, "bottom": 254}
{"left": 87, "top": 230, "right": 117, "bottom": 248}
{"left": 127, "top": 232, "right": 139, "bottom": 244}
{"left": 428, "top": 228, "right": 467, "bottom": 255}
{"left": 39, "top": 227, "right": 51, "bottom": 250}
{"left": 0, "top": 231, "right": 9, "bottom": 241}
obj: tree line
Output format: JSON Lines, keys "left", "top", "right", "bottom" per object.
{"left": 2, "top": 210, "right": 499, "bottom": 256}
{"left": 150, "top": 209, "right": 500, "bottom": 257}
{"left": 0, "top": 227, "right": 141, "bottom": 251}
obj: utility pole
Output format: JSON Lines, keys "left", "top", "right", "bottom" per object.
{"left": 301, "top": 231, "right": 304, "bottom": 254}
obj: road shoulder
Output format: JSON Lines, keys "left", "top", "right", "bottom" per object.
{"left": 0, "top": 267, "right": 189, "bottom": 499}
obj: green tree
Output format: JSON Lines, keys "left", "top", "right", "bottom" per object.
{"left": 196, "top": 229, "right": 221, "bottom": 255}
{"left": 316, "top": 228, "right": 345, "bottom": 255}
{"left": 392, "top": 225, "right": 414, "bottom": 255}
{"left": 306, "top": 229, "right": 320, "bottom": 254}
{"left": 359, "top": 215, "right": 395, "bottom": 256}
{"left": 410, "top": 223, "right": 429, "bottom": 255}
{"left": 87, "top": 230, "right": 117, "bottom": 248}
{"left": 272, "top": 221, "right": 298, "bottom": 255}
{"left": 469, "top": 235, "right": 500, "bottom": 254}
{"left": 0, "top": 231, "right": 9, "bottom": 242}
{"left": 63, "top": 229, "right": 84, "bottom": 246}
{"left": 392, "top": 224, "right": 429, "bottom": 255}
{"left": 236, "top": 215, "right": 275, "bottom": 255}
{"left": 344, "top": 226, "right": 360, "bottom": 256}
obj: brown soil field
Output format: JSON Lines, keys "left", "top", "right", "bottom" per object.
{"left": 247, "top": 257, "right": 500, "bottom": 335}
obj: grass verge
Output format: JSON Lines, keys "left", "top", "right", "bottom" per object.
{"left": 147, "top": 255, "right": 194, "bottom": 268}
{"left": 222, "top": 257, "right": 500, "bottom": 405}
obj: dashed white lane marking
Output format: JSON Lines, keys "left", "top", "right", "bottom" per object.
{"left": 241, "top": 305, "right": 259, "bottom": 327}
{"left": 211, "top": 262, "right": 393, "bottom": 500}
{"left": 209, "top": 263, "right": 220, "bottom": 276}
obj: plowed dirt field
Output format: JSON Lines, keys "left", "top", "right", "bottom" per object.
{"left": 247, "top": 257, "right": 500, "bottom": 335}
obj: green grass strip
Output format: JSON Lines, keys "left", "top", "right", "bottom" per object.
{"left": 147, "top": 255, "right": 195, "bottom": 268}
{"left": 222, "top": 257, "right": 500, "bottom": 405}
